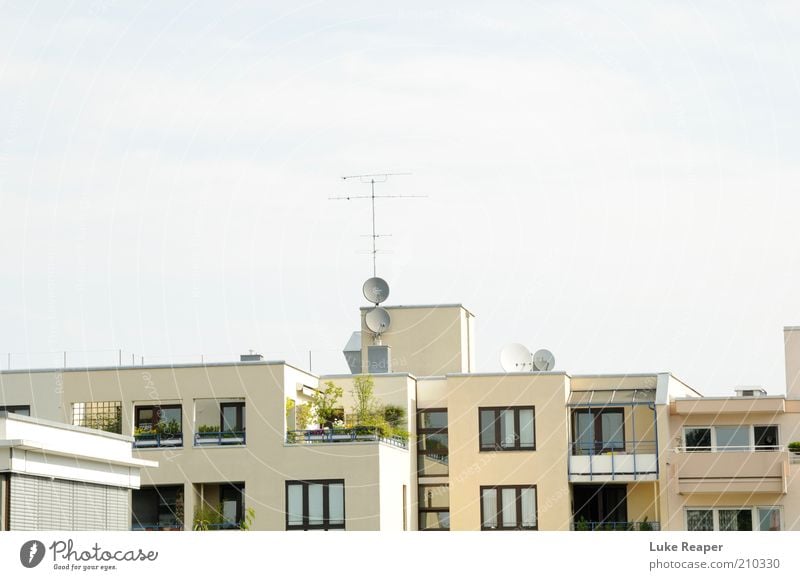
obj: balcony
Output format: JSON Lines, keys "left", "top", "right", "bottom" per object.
{"left": 569, "top": 440, "right": 658, "bottom": 482}
{"left": 286, "top": 427, "right": 408, "bottom": 449}
{"left": 133, "top": 432, "right": 183, "bottom": 448}
{"left": 571, "top": 520, "right": 661, "bottom": 531}
{"left": 194, "top": 430, "right": 246, "bottom": 446}
{"left": 673, "top": 447, "right": 789, "bottom": 494}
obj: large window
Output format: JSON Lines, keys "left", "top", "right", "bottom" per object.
{"left": 220, "top": 484, "right": 245, "bottom": 529}
{"left": 479, "top": 407, "right": 535, "bottom": 452}
{"left": 0, "top": 405, "right": 30, "bottom": 416}
{"left": 572, "top": 408, "right": 624, "bottom": 454}
{"left": 480, "top": 485, "right": 537, "bottom": 530}
{"left": 683, "top": 425, "right": 780, "bottom": 452}
{"left": 419, "top": 484, "right": 449, "bottom": 531}
{"left": 417, "top": 409, "right": 448, "bottom": 476}
{"left": 131, "top": 485, "right": 184, "bottom": 531}
{"left": 72, "top": 401, "right": 122, "bottom": 434}
{"left": 686, "top": 507, "right": 781, "bottom": 531}
{"left": 221, "top": 402, "right": 246, "bottom": 433}
{"left": 286, "top": 480, "right": 345, "bottom": 530}
{"left": 134, "top": 405, "right": 183, "bottom": 447}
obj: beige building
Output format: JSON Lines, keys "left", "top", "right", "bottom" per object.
{"left": 0, "top": 302, "right": 799, "bottom": 531}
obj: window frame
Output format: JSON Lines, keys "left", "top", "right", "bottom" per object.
{"left": 134, "top": 404, "right": 183, "bottom": 431}
{"left": 479, "top": 485, "right": 538, "bottom": 531}
{"left": 418, "top": 484, "right": 450, "bottom": 531}
{"left": 285, "top": 479, "right": 345, "bottom": 531}
{"left": 684, "top": 506, "right": 782, "bottom": 531}
{"left": 478, "top": 406, "right": 536, "bottom": 452}
{"left": 571, "top": 407, "right": 625, "bottom": 454}
{"left": 220, "top": 402, "right": 246, "bottom": 433}
{"left": 417, "top": 408, "right": 448, "bottom": 476}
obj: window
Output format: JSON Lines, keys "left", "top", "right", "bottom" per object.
{"left": 682, "top": 425, "right": 779, "bottom": 452}
{"left": 684, "top": 427, "right": 712, "bottom": 451}
{"left": 715, "top": 427, "right": 749, "bottom": 450}
{"left": 417, "top": 409, "right": 448, "bottom": 476}
{"left": 754, "top": 425, "right": 779, "bottom": 450}
{"left": 686, "top": 509, "right": 713, "bottom": 531}
{"left": 221, "top": 402, "right": 245, "bottom": 433}
{"left": 131, "top": 485, "right": 184, "bottom": 530}
{"left": 0, "top": 405, "right": 30, "bottom": 416}
{"left": 480, "top": 485, "right": 537, "bottom": 530}
{"left": 286, "top": 480, "right": 345, "bottom": 530}
{"left": 72, "top": 401, "right": 122, "bottom": 434}
{"left": 686, "top": 507, "right": 781, "bottom": 531}
{"left": 758, "top": 507, "right": 781, "bottom": 531}
{"left": 419, "top": 484, "right": 449, "bottom": 531}
{"left": 134, "top": 405, "right": 183, "bottom": 446}
{"left": 572, "top": 408, "right": 624, "bottom": 454}
{"left": 220, "top": 484, "right": 245, "bottom": 529}
{"left": 479, "top": 407, "right": 535, "bottom": 451}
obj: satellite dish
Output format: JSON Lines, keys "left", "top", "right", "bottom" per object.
{"left": 363, "top": 277, "right": 390, "bottom": 304}
{"left": 500, "top": 343, "right": 532, "bottom": 373}
{"left": 365, "top": 307, "right": 392, "bottom": 334}
{"left": 532, "top": 349, "right": 556, "bottom": 371}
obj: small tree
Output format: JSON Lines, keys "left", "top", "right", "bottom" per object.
{"left": 312, "top": 381, "right": 343, "bottom": 428}
{"left": 351, "top": 375, "right": 378, "bottom": 426}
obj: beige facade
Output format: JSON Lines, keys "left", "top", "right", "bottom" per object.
{"left": 1, "top": 303, "right": 800, "bottom": 532}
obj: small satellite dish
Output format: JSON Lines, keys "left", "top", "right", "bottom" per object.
{"left": 500, "top": 343, "right": 533, "bottom": 373}
{"left": 365, "top": 307, "right": 391, "bottom": 334}
{"left": 363, "top": 277, "right": 390, "bottom": 304}
{"left": 532, "top": 349, "right": 556, "bottom": 371}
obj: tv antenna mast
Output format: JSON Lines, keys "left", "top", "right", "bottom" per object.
{"left": 330, "top": 173, "right": 425, "bottom": 277}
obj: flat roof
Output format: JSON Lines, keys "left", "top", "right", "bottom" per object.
{"left": 0, "top": 359, "right": 317, "bottom": 377}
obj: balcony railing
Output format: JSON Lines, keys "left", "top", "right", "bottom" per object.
{"left": 286, "top": 427, "right": 408, "bottom": 449}
{"left": 133, "top": 432, "right": 183, "bottom": 448}
{"left": 674, "top": 444, "right": 784, "bottom": 453}
{"left": 194, "top": 430, "right": 246, "bottom": 446}
{"left": 131, "top": 522, "right": 183, "bottom": 531}
{"left": 571, "top": 521, "right": 661, "bottom": 531}
{"left": 569, "top": 439, "right": 658, "bottom": 482}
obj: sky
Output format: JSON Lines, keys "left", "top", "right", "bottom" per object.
{"left": 0, "top": 1, "right": 798, "bottom": 394}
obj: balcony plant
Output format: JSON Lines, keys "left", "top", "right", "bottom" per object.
{"left": 789, "top": 442, "right": 800, "bottom": 455}
{"left": 639, "top": 516, "right": 653, "bottom": 531}
{"left": 312, "top": 381, "right": 344, "bottom": 428}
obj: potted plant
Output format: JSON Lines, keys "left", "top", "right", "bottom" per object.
{"left": 788, "top": 441, "right": 800, "bottom": 455}
{"left": 195, "top": 424, "right": 221, "bottom": 444}
{"left": 639, "top": 516, "right": 653, "bottom": 531}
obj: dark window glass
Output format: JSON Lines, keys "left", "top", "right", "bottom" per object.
{"left": 684, "top": 427, "right": 711, "bottom": 451}
{"left": 479, "top": 407, "right": 536, "bottom": 451}
{"left": 719, "top": 509, "right": 753, "bottom": 531}
{"left": 754, "top": 426, "right": 779, "bottom": 450}
{"left": 131, "top": 485, "right": 183, "bottom": 530}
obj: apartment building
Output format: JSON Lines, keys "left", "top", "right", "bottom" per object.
{"left": 0, "top": 411, "right": 155, "bottom": 530}
{"left": 0, "top": 301, "right": 799, "bottom": 532}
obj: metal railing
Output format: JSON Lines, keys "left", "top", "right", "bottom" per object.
{"left": 673, "top": 444, "right": 786, "bottom": 453}
{"left": 193, "top": 430, "right": 246, "bottom": 446}
{"left": 131, "top": 522, "right": 183, "bottom": 531}
{"left": 571, "top": 521, "right": 661, "bottom": 531}
{"left": 133, "top": 433, "right": 183, "bottom": 448}
{"left": 286, "top": 427, "right": 408, "bottom": 449}
{"left": 571, "top": 439, "right": 657, "bottom": 456}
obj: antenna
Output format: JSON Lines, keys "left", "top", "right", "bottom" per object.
{"left": 330, "top": 173, "right": 425, "bottom": 278}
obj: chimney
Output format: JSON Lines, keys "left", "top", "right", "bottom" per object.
{"left": 785, "top": 327, "right": 800, "bottom": 398}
